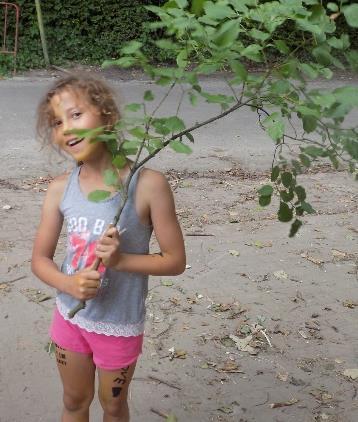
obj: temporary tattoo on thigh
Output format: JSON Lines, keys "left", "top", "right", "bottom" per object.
{"left": 55, "top": 347, "right": 67, "bottom": 366}
{"left": 112, "top": 366, "right": 130, "bottom": 397}
{"left": 112, "top": 387, "right": 122, "bottom": 398}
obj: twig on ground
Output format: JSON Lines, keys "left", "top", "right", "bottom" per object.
{"left": 148, "top": 375, "right": 181, "bottom": 390}
{"left": 4, "top": 275, "right": 27, "bottom": 284}
{"left": 260, "top": 329, "right": 273, "bottom": 348}
{"left": 150, "top": 408, "right": 168, "bottom": 418}
{"left": 185, "top": 232, "right": 214, "bottom": 236}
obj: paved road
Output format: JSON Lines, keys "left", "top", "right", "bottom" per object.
{"left": 1, "top": 73, "right": 356, "bottom": 180}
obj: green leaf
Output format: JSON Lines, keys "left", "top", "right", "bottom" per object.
{"left": 312, "top": 46, "right": 333, "bottom": 66}
{"left": 165, "top": 413, "right": 178, "bottom": 422}
{"left": 333, "top": 86, "right": 358, "bottom": 107}
{"left": 185, "top": 132, "right": 194, "bottom": 143}
{"left": 104, "top": 169, "right": 118, "bottom": 187}
{"left": 201, "top": 92, "right": 234, "bottom": 105}
{"left": 328, "top": 35, "right": 349, "bottom": 50}
{"left": 274, "top": 40, "right": 290, "bottom": 54}
{"left": 144, "top": 90, "right": 155, "bottom": 101}
{"left": 303, "top": 146, "right": 324, "bottom": 157}
{"left": 259, "top": 195, "right": 271, "bottom": 206}
{"left": 327, "top": 3, "right": 338, "bottom": 12}
{"left": 281, "top": 172, "right": 293, "bottom": 188}
{"left": 189, "top": 93, "right": 198, "bottom": 106}
{"left": 204, "top": 2, "right": 236, "bottom": 20}
{"left": 294, "top": 185, "right": 306, "bottom": 202}
{"left": 88, "top": 190, "right": 111, "bottom": 203}
{"left": 170, "top": 140, "right": 192, "bottom": 154}
{"left": 155, "top": 39, "right": 178, "bottom": 50}
{"left": 302, "top": 115, "right": 317, "bottom": 133}
{"left": 257, "top": 184, "right": 273, "bottom": 196}
{"left": 271, "top": 166, "right": 280, "bottom": 182}
{"left": 125, "top": 103, "right": 142, "bottom": 112}
{"left": 328, "top": 154, "right": 339, "bottom": 169}
{"left": 271, "top": 80, "right": 291, "bottom": 95}
{"left": 263, "top": 113, "right": 285, "bottom": 143}
{"left": 299, "top": 63, "right": 318, "bottom": 79}
{"left": 161, "top": 280, "right": 174, "bottom": 287}
{"left": 267, "top": 120, "right": 285, "bottom": 142}
{"left": 297, "top": 105, "right": 320, "bottom": 118}
{"left": 278, "top": 202, "right": 293, "bottom": 223}
{"left": 95, "top": 133, "right": 118, "bottom": 142}
{"left": 213, "top": 20, "right": 240, "bottom": 48}
{"left": 103, "top": 56, "right": 137, "bottom": 68}
{"left": 129, "top": 127, "right": 146, "bottom": 139}
{"left": 241, "top": 44, "right": 263, "bottom": 62}
{"left": 191, "top": 0, "right": 206, "bottom": 15}
{"left": 65, "top": 127, "right": 103, "bottom": 139}
{"left": 248, "top": 28, "right": 270, "bottom": 42}
{"left": 296, "top": 206, "right": 304, "bottom": 216}
{"left": 343, "top": 4, "right": 358, "bottom": 28}
{"left": 343, "top": 139, "right": 358, "bottom": 160}
{"left": 121, "top": 41, "right": 143, "bottom": 55}
{"left": 112, "top": 154, "right": 127, "bottom": 169}
{"left": 299, "top": 153, "right": 311, "bottom": 167}
{"left": 177, "top": 50, "right": 188, "bottom": 68}
{"left": 280, "top": 189, "right": 294, "bottom": 202}
{"left": 229, "top": 60, "right": 247, "bottom": 81}
{"left": 165, "top": 116, "right": 186, "bottom": 132}
{"left": 301, "top": 201, "right": 316, "bottom": 214}
{"left": 289, "top": 219, "right": 303, "bottom": 237}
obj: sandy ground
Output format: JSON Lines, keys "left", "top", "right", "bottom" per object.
{"left": 0, "top": 69, "right": 357, "bottom": 422}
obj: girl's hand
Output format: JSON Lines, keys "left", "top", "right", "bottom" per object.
{"left": 66, "top": 263, "right": 101, "bottom": 300}
{"left": 95, "top": 226, "right": 122, "bottom": 268}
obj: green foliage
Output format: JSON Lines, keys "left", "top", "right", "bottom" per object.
{"left": 0, "top": 0, "right": 167, "bottom": 73}
{"left": 100, "top": 0, "right": 357, "bottom": 236}
{"left": 88, "top": 190, "right": 111, "bottom": 202}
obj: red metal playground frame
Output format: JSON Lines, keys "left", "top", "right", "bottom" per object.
{"left": 1, "top": 2, "right": 20, "bottom": 74}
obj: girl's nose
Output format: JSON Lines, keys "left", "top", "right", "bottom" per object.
{"left": 62, "top": 119, "right": 71, "bottom": 134}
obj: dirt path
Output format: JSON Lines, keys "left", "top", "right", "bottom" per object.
{"left": 0, "top": 164, "right": 357, "bottom": 422}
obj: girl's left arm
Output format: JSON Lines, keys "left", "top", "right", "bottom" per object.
{"left": 96, "top": 170, "right": 186, "bottom": 276}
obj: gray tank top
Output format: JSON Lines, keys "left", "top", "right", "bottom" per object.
{"left": 56, "top": 166, "right": 152, "bottom": 336}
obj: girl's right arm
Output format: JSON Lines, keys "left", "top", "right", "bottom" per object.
{"left": 31, "top": 175, "right": 100, "bottom": 300}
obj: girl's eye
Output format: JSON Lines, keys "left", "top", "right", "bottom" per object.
{"left": 72, "top": 112, "right": 82, "bottom": 119}
{"left": 53, "top": 120, "right": 62, "bottom": 128}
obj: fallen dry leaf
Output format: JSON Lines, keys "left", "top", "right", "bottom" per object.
{"left": 342, "top": 300, "right": 358, "bottom": 309}
{"left": 216, "top": 360, "right": 244, "bottom": 373}
{"left": 277, "top": 372, "right": 289, "bottom": 382}
{"left": 269, "top": 398, "right": 298, "bottom": 408}
{"left": 228, "top": 249, "right": 240, "bottom": 256}
{"left": 301, "top": 253, "right": 323, "bottom": 266}
{"left": 273, "top": 270, "right": 288, "bottom": 280}
{"left": 343, "top": 368, "right": 358, "bottom": 380}
{"left": 331, "top": 249, "right": 347, "bottom": 260}
{"left": 229, "top": 334, "right": 258, "bottom": 355}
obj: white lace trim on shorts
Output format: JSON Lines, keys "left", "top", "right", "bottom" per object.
{"left": 56, "top": 299, "right": 145, "bottom": 337}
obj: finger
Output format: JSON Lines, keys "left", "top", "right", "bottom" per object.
{"left": 102, "top": 225, "right": 116, "bottom": 238}
{"left": 98, "top": 236, "right": 116, "bottom": 246}
{"left": 84, "top": 270, "right": 101, "bottom": 280}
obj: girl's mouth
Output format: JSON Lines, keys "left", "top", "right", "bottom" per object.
{"left": 67, "top": 138, "right": 84, "bottom": 147}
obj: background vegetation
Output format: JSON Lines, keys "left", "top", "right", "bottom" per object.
{"left": 0, "top": 0, "right": 356, "bottom": 73}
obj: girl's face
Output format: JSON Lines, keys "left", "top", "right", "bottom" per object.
{"left": 50, "top": 89, "right": 108, "bottom": 163}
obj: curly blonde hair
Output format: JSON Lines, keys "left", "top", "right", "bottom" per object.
{"left": 37, "top": 74, "right": 121, "bottom": 148}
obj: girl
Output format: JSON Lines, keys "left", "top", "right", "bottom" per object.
{"left": 32, "top": 74, "right": 186, "bottom": 422}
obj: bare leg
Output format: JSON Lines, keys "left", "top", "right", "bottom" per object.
{"left": 98, "top": 362, "right": 136, "bottom": 422}
{"left": 55, "top": 344, "right": 96, "bottom": 422}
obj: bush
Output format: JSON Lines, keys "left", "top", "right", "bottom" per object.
{"left": 0, "top": 0, "right": 356, "bottom": 73}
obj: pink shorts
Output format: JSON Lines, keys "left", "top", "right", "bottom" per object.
{"left": 50, "top": 308, "right": 143, "bottom": 370}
